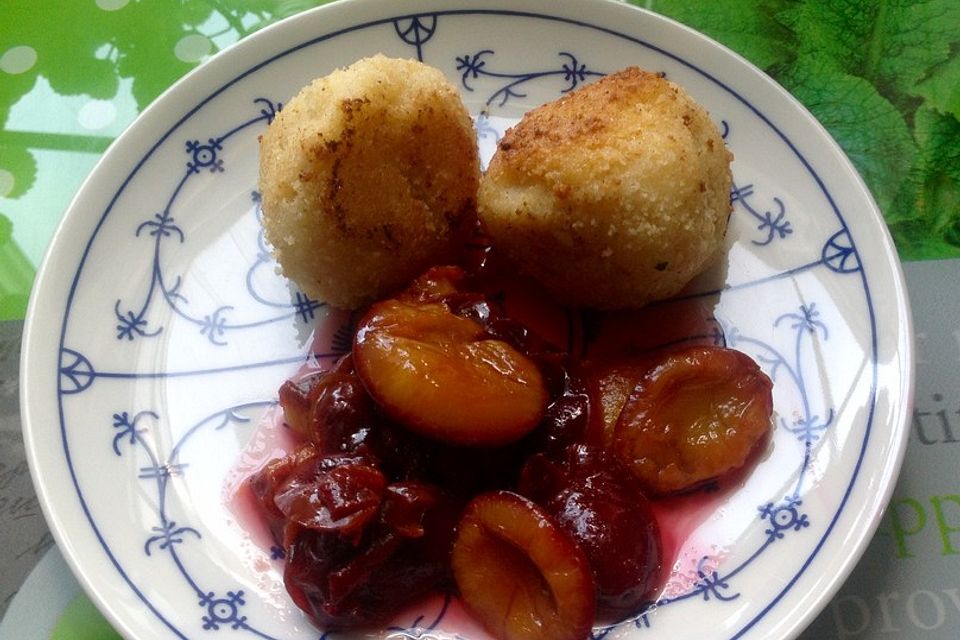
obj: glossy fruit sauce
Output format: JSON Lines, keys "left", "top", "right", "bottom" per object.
{"left": 228, "top": 254, "right": 773, "bottom": 639}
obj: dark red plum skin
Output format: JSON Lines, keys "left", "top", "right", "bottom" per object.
{"left": 521, "top": 444, "right": 662, "bottom": 615}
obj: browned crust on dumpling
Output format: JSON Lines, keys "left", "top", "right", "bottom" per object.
{"left": 259, "top": 54, "right": 480, "bottom": 309}
{"left": 478, "top": 67, "right": 732, "bottom": 309}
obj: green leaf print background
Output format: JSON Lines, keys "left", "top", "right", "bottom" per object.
{"left": 1, "top": 0, "right": 958, "bottom": 322}
{"left": 646, "top": 0, "right": 960, "bottom": 260}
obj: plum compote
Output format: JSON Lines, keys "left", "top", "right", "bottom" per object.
{"left": 245, "top": 265, "right": 774, "bottom": 639}
{"left": 248, "top": 443, "right": 463, "bottom": 627}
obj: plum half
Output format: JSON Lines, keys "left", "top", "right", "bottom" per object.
{"left": 451, "top": 491, "right": 596, "bottom": 640}
{"left": 613, "top": 345, "right": 773, "bottom": 495}
{"left": 353, "top": 270, "right": 548, "bottom": 447}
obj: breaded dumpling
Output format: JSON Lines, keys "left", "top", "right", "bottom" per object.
{"left": 259, "top": 55, "right": 480, "bottom": 309}
{"left": 478, "top": 67, "right": 732, "bottom": 309}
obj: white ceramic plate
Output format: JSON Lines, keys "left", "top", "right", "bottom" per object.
{"left": 21, "top": 0, "right": 913, "bottom": 639}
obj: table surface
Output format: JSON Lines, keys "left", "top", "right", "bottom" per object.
{"left": 2, "top": 1, "right": 959, "bottom": 638}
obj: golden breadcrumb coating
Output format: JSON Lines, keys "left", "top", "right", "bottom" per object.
{"left": 478, "top": 67, "right": 732, "bottom": 309}
{"left": 259, "top": 54, "right": 480, "bottom": 309}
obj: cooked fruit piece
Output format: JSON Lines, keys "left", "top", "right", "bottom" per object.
{"left": 582, "top": 360, "right": 652, "bottom": 449}
{"left": 451, "top": 491, "right": 595, "bottom": 640}
{"left": 582, "top": 298, "right": 721, "bottom": 360}
{"left": 519, "top": 446, "right": 662, "bottom": 615}
{"left": 527, "top": 368, "right": 591, "bottom": 454}
{"left": 247, "top": 443, "right": 319, "bottom": 541}
{"left": 278, "top": 372, "right": 325, "bottom": 438}
{"left": 278, "top": 355, "right": 372, "bottom": 443}
{"left": 272, "top": 452, "right": 386, "bottom": 542}
{"left": 614, "top": 346, "right": 773, "bottom": 495}
{"left": 353, "top": 296, "right": 548, "bottom": 446}
{"left": 404, "top": 264, "right": 469, "bottom": 302}
{"left": 284, "top": 480, "right": 461, "bottom": 629}
{"left": 477, "top": 271, "right": 582, "bottom": 356}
